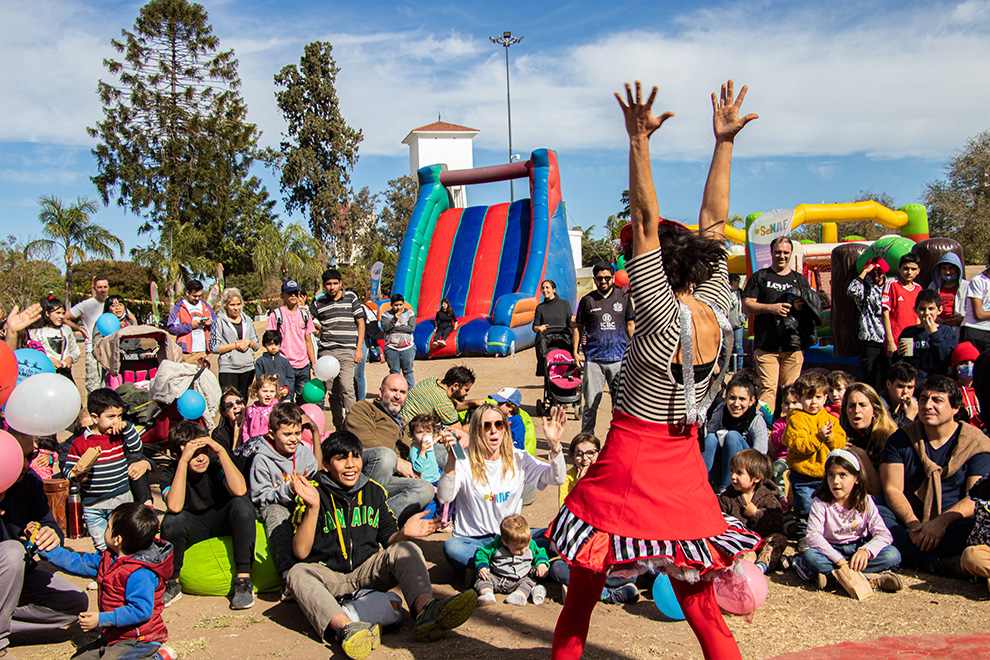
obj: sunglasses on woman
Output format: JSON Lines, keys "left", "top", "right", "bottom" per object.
{"left": 483, "top": 420, "right": 505, "bottom": 432}
{"left": 222, "top": 398, "right": 245, "bottom": 410}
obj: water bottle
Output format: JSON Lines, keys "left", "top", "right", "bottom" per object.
{"left": 65, "top": 483, "right": 86, "bottom": 539}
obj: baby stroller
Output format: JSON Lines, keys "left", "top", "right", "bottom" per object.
{"left": 535, "top": 329, "right": 582, "bottom": 419}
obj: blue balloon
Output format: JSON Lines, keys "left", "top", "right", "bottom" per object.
{"left": 177, "top": 389, "right": 207, "bottom": 420}
{"left": 95, "top": 313, "right": 122, "bottom": 337}
{"left": 651, "top": 572, "right": 685, "bottom": 620}
{"left": 13, "top": 348, "right": 56, "bottom": 387}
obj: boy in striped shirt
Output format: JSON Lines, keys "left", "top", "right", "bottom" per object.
{"left": 65, "top": 389, "right": 148, "bottom": 551}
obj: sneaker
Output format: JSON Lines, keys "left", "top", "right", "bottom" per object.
{"left": 336, "top": 621, "right": 381, "bottom": 660}
{"left": 412, "top": 590, "right": 478, "bottom": 642}
{"left": 477, "top": 591, "right": 496, "bottom": 605}
{"left": 816, "top": 572, "right": 828, "bottom": 590}
{"left": 929, "top": 555, "right": 969, "bottom": 580}
{"left": 779, "top": 555, "right": 791, "bottom": 571}
{"left": 796, "top": 538, "right": 809, "bottom": 553}
{"left": 867, "top": 572, "right": 904, "bottom": 592}
{"left": 163, "top": 579, "right": 182, "bottom": 608}
{"left": 505, "top": 590, "right": 527, "bottom": 606}
{"left": 230, "top": 577, "right": 255, "bottom": 610}
{"left": 280, "top": 582, "right": 295, "bottom": 603}
{"left": 783, "top": 518, "right": 799, "bottom": 539}
{"left": 756, "top": 544, "right": 775, "bottom": 568}
{"left": 530, "top": 585, "right": 547, "bottom": 605}
{"left": 0, "top": 646, "right": 18, "bottom": 660}
{"left": 153, "top": 646, "right": 178, "bottom": 660}
{"left": 604, "top": 584, "right": 640, "bottom": 605}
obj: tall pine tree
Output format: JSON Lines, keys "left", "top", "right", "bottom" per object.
{"left": 88, "top": 0, "right": 273, "bottom": 294}
{"left": 270, "top": 41, "right": 363, "bottom": 254}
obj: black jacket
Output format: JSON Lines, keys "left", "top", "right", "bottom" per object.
{"left": 300, "top": 471, "right": 399, "bottom": 573}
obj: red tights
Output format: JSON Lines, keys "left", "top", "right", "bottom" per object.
{"left": 551, "top": 566, "right": 740, "bottom": 660}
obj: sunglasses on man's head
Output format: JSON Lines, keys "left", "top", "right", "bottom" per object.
{"left": 483, "top": 420, "right": 505, "bottom": 432}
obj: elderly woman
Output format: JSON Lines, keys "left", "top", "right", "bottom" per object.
{"left": 547, "top": 81, "right": 760, "bottom": 660}
{"left": 840, "top": 382, "right": 898, "bottom": 497}
{"left": 437, "top": 404, "right": 567, "bottom": 570}
{"left": 209, "top": 287, "right": 259, "bottom": 399}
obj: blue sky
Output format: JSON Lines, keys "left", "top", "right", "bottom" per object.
{"left": 2, "top": 0, "right": 989, "bottom": 261}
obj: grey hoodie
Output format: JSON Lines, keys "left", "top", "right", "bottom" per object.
{"left": 209, "top": 311, "right": 260, "bottom": 373}
{"left": 928, "top": 252, "right": 968, "bottom": 337}
{"left": 248, "top": 436, "right": 319, "bottom": 508}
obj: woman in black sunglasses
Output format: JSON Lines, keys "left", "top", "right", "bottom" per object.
{"left": 212, "top": 387, "right": 247, "bottom": 456}
{"left": 548, "top": 80, "right": 761, "bottom": 660}
{"left": 437, "top": 403, "right": 567, "bottom": 573}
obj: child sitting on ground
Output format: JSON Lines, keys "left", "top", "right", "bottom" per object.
{"left": 63, "top": 389, "right": 154, "bottom": 551}
{"left": 826, "top": 371, "right": 854, "bottom": 419}
{"left": 880, "top": 361, "right": 919, "bottom": 428}
{"left": 255, "top": 330, "right": 293, "bottom": 397}
{"left": 768, "top": 387, "right": 799, "bottom": 507}
{"left": 717, "top": 449, "right": 787, "bottom": 573}
{"left": 40, "top": 502, "right": 175, "bottom": 660}
{"left": 783, "top": 371, "right": 847, "bottom": 548}
{"left": 249, "top": 402, "right": 319, "bottom": 578}
{"left": 896, "top": 288, "right": 958, "bottom": 378}
{"left": 244, "top": 374, "right": 284, "bottom": 440}
{"left": 159, "top": 420, "right": 256, "bottom": 609}
{"left": 793, "top": 450, "right": 903, "bottom": 594}
{"left": 287, "top": 430, "right": 477, "bottom": 660}
{"left": 703, "top": 374, "right": 768, "bottom": 493}
{"left": 407, "top": 414, "right": 451, "bottom": 528}
{"left": 474, "top": 513, "right": 550, "bottom": 606}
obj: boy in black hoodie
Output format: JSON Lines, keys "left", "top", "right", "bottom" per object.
{"left": 287, "top": 431, "right": 477, "bottom": 660}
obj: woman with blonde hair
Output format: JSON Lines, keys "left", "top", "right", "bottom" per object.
{"left": 840, "top": 382, "right": 898, "bottom": 496}
{"left": 437, "top": 403, "right": 567, "bottom": 570}
{"left": 210, "top": 287, "right": 260, "bottom": 399}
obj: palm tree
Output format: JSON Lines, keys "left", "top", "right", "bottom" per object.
{"left": 26, "top": 195, "right": 124, "bottom": 305}
{"left": 253, "top": 223, "right": 323, "bottom": 286}
{"left": 131, "top": 218, "right": 211, "bottom": 305}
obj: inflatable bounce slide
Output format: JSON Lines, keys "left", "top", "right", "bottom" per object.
{"left": 391, "top": 148, "right": 577, "bottom": 358}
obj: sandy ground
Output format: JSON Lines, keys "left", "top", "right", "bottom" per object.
{"left": 15, "top": 348, "right": 990, "bottom": 660}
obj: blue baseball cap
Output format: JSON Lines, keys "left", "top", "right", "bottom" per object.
{"left": 491, "top": 387, "right": 522, "bottom": 407}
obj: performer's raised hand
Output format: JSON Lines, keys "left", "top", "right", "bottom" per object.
{"left": 616, "top": 81, "right": 674, "bottom": 141}
{"left": 712, "top": 79, "right": 758, "bottom": 142}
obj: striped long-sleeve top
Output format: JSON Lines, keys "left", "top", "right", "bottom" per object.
{"left": 64, "top": 423, "right": 142, "bottom": 506}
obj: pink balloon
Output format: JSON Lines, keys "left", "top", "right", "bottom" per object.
{"left": 713, "top": 559, "right": 768, "bottom": 616}
{"left": 0, "top": 431, "right": 24, "bottom": 493}
{"left": 299, "top": 403, "right": 327, "bottom": 440}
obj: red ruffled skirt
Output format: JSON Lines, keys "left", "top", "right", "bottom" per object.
{"left": 548, "top": 410, "right": 760, "bottom": 579}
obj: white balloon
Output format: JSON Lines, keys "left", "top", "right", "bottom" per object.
{"left": 5, "top": 373, "right": 81, "bottom": 436}
{"left": 314, "top": 355, "right": 341, "bottom": 381}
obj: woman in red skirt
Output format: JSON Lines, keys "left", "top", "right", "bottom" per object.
{"left": 548, "top": 80, "right": 760, "bottom": 660}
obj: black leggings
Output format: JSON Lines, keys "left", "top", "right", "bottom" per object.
{"left": 219, "top": 370, "right": 254, "bottom": 400}
{"left": 159, "top": 495, "right": 257, "bottom": 578}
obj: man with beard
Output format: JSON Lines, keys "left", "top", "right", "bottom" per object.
{"left": 344, "top": 374, "right": 434, "bottom": 524}
{"left": 401, "top": 365, "right": 482, "bottom": 432}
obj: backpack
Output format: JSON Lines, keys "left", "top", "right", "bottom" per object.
{"left": 272, "top": 306, "right": 311, "bottom": 333}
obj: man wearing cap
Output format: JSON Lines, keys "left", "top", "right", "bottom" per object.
{"left": 265, "top": 280, "right": 317, "bottom": 402}
{"left": 309, "top": 269, "right": 364, "bottom": 427}
{"left": 742, "top": 236, "right": 821, "bottom": 413}
{"left": 381, "top": 294, "right": 417, "bottom": 389}
{"left": 573, "top": 261, "right": 635, "bottom": 434}
{"left": 489, "top": 387, "right": 535, "bottom": 456}
{"left": 167, "top": 279, "right": 214, "bottom": 365}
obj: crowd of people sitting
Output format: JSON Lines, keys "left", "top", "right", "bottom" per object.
{"left": 2, "top": 230, "right": 990, "bottom": 659}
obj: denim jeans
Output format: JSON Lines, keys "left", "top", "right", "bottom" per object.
{"left": 581, "top": 360, "right": 622, "bottom": 434}
{"left": 878, "top": 504, "right": 976, "bottom": 571}
{"left": 799, "top": 541, "right": 901, "bottom": 575}
{"left": 285, "top": 363, "right": 311, "bottom": 403}
{"left": 444, "top": 529, "right": 553, "bottom": 570}
{"left": 361, "top": 447, "right": 434, "bottom": 526}
{"left": 385, "top": 347, "right": 415, "bottom": 389}
{"left": 701, "top": 430, "right": 750, "bottom": 490}
{"left": 790, "top": 472, "right": 821, "bottom": 537}
{"left": 354, "top": 344, "right": 368, "bottom": 402}
{"left": 82, "top": 507, "right": 114, "bottom": 551}
{"left": 732, "top": 327, "right": 745, "bottom": 371}
{"left": 549, "top": 559, "right": 631, "bottom": 591}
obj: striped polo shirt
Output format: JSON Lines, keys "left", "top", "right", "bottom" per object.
{"left": 309, "top": 290, "right": 363, "bottom": 351}
{"left": 400, "top": 378, "right": 460, "bottom": 426}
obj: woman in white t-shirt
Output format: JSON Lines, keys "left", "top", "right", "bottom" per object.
{"left": 437, "top": 404, "right": 567, "bottom": 569}
{"left": 963, "top": 258, "right": 990, "bottom": 353}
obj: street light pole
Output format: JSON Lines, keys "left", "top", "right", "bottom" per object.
{"left": 490, "top": 31, "right": 522, "bottom": 202}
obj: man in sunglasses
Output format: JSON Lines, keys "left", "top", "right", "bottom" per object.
{"left": 573, "top": 261, "right": 636, "bottom": 434}
{"left": 1, "top": 431, "right": 88, "bottom": 656}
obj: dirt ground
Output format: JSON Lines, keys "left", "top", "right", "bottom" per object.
{"left": 15, "top": 349, "right": 990, "bottom": 660}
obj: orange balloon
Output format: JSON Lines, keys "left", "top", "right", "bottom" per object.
{"left": 614, "top": 269, "right": 630, "bottom": 288}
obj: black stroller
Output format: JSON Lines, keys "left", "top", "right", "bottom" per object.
{"left": 534, "top": 328, "right": 582, "bottom": 418}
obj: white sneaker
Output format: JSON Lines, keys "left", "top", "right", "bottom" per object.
{"left": 505, "top": 590, "right": 527, "bottom": 606}
{"left": 530, "top": 585, "right": 547, "bottom": 605}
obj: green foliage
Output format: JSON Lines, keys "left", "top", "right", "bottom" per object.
{"left": 26, "top": 195, "right": 124, "bottom": 305}
{"left": 252, "top": 223, "right": 324, "bottom": 293}
{"left": 0, "top": 237, "right": 64, "bottom": 310}
{"left": 131, "top": 218, "right": 211, "bottom": 303}
{"left": 926, "top": 130, "right": 990, "bottom": 264}
{"left": 89, "top": 0, "right": 267, "bottom": 289}
{"left": 69, "top": 259, "right": 156, "bottom": 308}
{"left": 270, "top": 41, "right": 363, "bottom": 246}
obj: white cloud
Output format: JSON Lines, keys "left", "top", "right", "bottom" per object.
{"left": 3, "top": 0, "right": 988, "bottom": 165}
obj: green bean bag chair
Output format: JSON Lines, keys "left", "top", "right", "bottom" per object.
{"left": 178, "top": 521, "right": 280, "bottom": 595}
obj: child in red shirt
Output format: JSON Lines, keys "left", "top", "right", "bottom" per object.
{"left": 882, "top": 253, "right": 922, "bottom": 358}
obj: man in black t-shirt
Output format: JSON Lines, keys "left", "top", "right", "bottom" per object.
{"left": 159, "top": 421, "right": 257, "bottom": 609}
{"left": 879, "top": 376, "right": 990, "bottom": 577}
{"left": 741, "top": 237, "right": 821, "bottom": 412}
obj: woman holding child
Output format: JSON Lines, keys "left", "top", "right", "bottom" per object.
{"left": 437, "top": 404, "right": 567, "bottom": 570}
{"left": 547, "top": 80, "right": 761, "bottom": 660}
